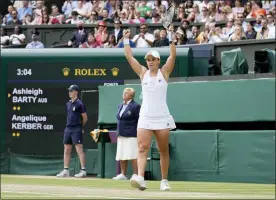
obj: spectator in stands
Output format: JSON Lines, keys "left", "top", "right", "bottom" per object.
{"left": 176, "top": 3, "right": 186, "bottom": 22}
{"left": 101, "top": 8, "right": 114, "bottom": 23}
{"left": 32, "top": 1, "right": 44, "bottom": 25}
{"left": 222, "top": 18, "right": 235, "bottom": 37}
{"left": 49, "top": 4, "right": 65, "bottom": 24}
{"left": 7, "top": 10, "right": 22, "bottom": 25}
{"left": 42, "top": 14, "right": 50, "bottom": 25}
{"left": 192, "top": 4, "right": 201, "bottom": 22}
{"left": 92, "top": 0, "right": 103, "bottom": 14}
{"left": 254, "top": 15, "right": 263, "bottom": 32}
{"left": 94, "top": 21, "right": 109, "bottom": 45}
{"left": 4, "top": 5, "right": 15, "bottom": 24}
{"left": 232, "top": 0, "right": 244, "bottom": 16}
{"left": 66, "top": 11, "right": 81, "bottom": 24}
{"left": 22, "top": 14, "right": 33, "bottom": 25}
{"left": 112, "top": 19, "right": 123, "bottom": 44}
{"left": 62, "top": 0, "right": 77, "bottom": 18}
{"left": 184, "top": 0, "right": 194, "bottom": 15}
{"left": 270, "top": 6, "right": 276, "bottom": 18}
{"left": 153, "top": 27, "right": 169, "bottom": 47}
{"left": 127, "top": 4, "right": 136, "bottom": 21}
{"left": 244, "top": 1, "right": 252, "bottom": 18}
{"left": 129, "top": 9, "right": 146, "bottom": 24}
{"left": 26, "top": 30, "right": 44, "bottom": 49}
{"left": 137, "top": 0, "right": 152, "bottom": 19}
{"left": 236, "top": 12, "right": 247, "bottom": 31}
{"left": 199, "top": 30, "right": 209, "bottom": 43}
{"left": 224, "top": 5, "right": 235, "bottom": 20}
{"left": 208, "top": 2, "right": 219, "bottom": 21}
{"left": 152, "top": 29, "right": 160, "bottom": 46}
{"left": 68, "top": 21, "right": 88, "bottom": 47}
{"left": 174, "top": 28, "right": 187, "bottom": 45}
{"left": 1, "top": 27, "right": 10, "bottom": 48}
{"left": 9, "top": 26, "right": 26, "bottom": 45}
{"left": 83, "top": 0, "right": 93, "bottom": 14}
{"left": 158, "top": 5, "right": 167, "bottom": 22}
{"left": 228, "top": 25, "right": 246, "bottom": 41}
{"left": 218, "top": 7, "right": 228, "bottom": 21}
{"left": 180, "top": 19, "right": 193, "bottom": 39}
{"left": 80, "top": 32, "right": 102, "bottom": 48}
{"left": 217, "top": 0, "right": 226, "bottom": 13}
{"left": 267, "top": 12, "right": 275, "bottom": 29}
{"left": 104, "top": 0, "right": 117, "bottom": 18}
{"left": 245, "top": 21, "right": 257, "bottom": 39}
{"left": 85, "top": 11, "right": 98, "bottom": 24}
{"left": 74, "top": 0, "right": 89, "bottom": 18}
{"left": 118, "top": 9, "right": 129, "bottom": 23}
{"left": 208, "top": 25, "right": 228, "bottom": 43}
{"left": 262, "top": 0, "right": 275, "bottom": 13}
{"left": 199, "top": 6, "right": 210, "bottom": 22}
{"left": 151, "top": 12, "right": 162, "bottom": 23}
{"left": 256, "top": 18, "right": 271, "bottom": 39}
{"left": 250, "top": 1, "right": 266, "bottom": 18}
{"left": 191, "top": 25, "right": 200, "bottom": 43}
{"left": 133, "top": 23, "right": 154, "bottom": 48}
{"left": 17, "top": 1, "right": 32, "bottom": 22}
{"left": 103, "top": 34, "right": 117, "bottom": 48}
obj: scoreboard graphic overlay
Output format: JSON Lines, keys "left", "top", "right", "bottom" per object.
{"left": 6, "top": 62, "right": 130, "bottom": 155}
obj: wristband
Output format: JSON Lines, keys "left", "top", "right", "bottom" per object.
{"left": 123, "top": 39, "right": 130, "bottom": 45}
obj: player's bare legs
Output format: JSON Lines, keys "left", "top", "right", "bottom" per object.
{"left": 64, "top": 144, "right": 72, "bottom": 168}
{"left": 130, "top": 128, "right": 153, "bottom": 190}
{"left": 74, "top": 144, "right": 87, "bottom": 178}
{"left": 137, "top": 129, "right": 153, "bottom": 177}
{"left": 154, "top": 129, "right": 170, "bottom": 179}
{"left": 75, "top": 144, "right": 86, "bottom": 169}
{"left": 131, "top": 159, "right": 138, "bottom": 175}
{"left": 56, "top": 144, "right": 72, "bottom": 177}
{"left": 154, "top": 129, "right": 171, "bottom": 191}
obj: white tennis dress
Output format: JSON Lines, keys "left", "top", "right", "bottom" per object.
{"left": 137, "top": 69, "right": 176, "bottom": 130}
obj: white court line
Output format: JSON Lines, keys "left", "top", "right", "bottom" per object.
{"left": 2, "top": 191, "right": 141, "bottom": 199}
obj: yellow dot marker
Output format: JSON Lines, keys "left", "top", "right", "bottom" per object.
{"left": 17, "top": 106, "right": 20, "bottom": 111}
{"left": 13, "top": 106, "right": 16, "bottom": 110}
{"left": 8, "top": 93, "right": 11, "bottom": 98}
{"left": 17, "top": 133, "right": 20, "bottom": 137}
{"left": 12, "top": 133, "right": 16, "bottom": 137}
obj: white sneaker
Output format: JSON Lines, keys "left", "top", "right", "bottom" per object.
{"left": 112, "top": 174, "right": 128, "bottom": 180}
{"left": 130, "top": 175, "right": 147, "bottom": 191}
{"left": 74, "top": 170, "right": 87, "bottom": 178}
{"left": 160, "top": 179, "right": 171, "bottom": 191}
{"left": 56, "top": 169, "right": 69, "bottom": 178}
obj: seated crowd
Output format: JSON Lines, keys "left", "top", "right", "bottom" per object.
{"left": 0, "top": 0, "right": 275, "bottom": 48}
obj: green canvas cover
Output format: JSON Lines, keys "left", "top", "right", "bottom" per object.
{"left": 263, "top": 48, "right": 276, "bottom": 72}
{"left": 221, "top": 48, "right": 249, "bottom": 75}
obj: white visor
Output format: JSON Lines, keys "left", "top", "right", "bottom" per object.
{"left": 144, "top": 50, "right": 160, "bottom": 59}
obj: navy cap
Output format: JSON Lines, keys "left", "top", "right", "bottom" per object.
{"left": 68, "top": 84, "right": 80, "bottom": 91}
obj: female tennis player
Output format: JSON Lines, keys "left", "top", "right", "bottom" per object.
{"left": 123, "top": 25, "right": 176, "bottom": 191}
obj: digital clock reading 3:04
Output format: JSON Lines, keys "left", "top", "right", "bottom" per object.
{"left": 17, "top": 69, "right": 32, "bottom": 76}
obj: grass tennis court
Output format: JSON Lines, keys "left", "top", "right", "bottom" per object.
{"left": 1, "top": 175, "right": 275, "bottom": 199}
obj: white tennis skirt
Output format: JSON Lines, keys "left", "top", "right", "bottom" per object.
{"left": 137, "top": 115, "right": 176, "bottom": 130}
{"left": 116, "top": 136, "right": 138, "bottom": 161}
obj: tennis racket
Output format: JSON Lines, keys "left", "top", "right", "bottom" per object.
{"left": 162, "top": 1, "right": 175, "bottom": 29}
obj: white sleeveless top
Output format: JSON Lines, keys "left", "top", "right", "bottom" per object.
{"left": 139, "top": 69, "right": 171, "bottom": 118}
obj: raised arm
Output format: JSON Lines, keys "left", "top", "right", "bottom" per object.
{"left": 161, "top": 25, "right": 176, "bottom": 80}
{"left": 123, "top": 29, "right": 147, "bottom": 79}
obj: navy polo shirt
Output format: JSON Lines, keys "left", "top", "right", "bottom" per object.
{"left": 66, "top": 99, "right": 86, "bottom": 128}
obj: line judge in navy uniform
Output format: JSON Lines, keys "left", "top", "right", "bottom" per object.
{"left": 57, "top": 85, "right": 88, "bottom": 178}
{"left": 113, "top": 88, "right": 141, "bottom": 180}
